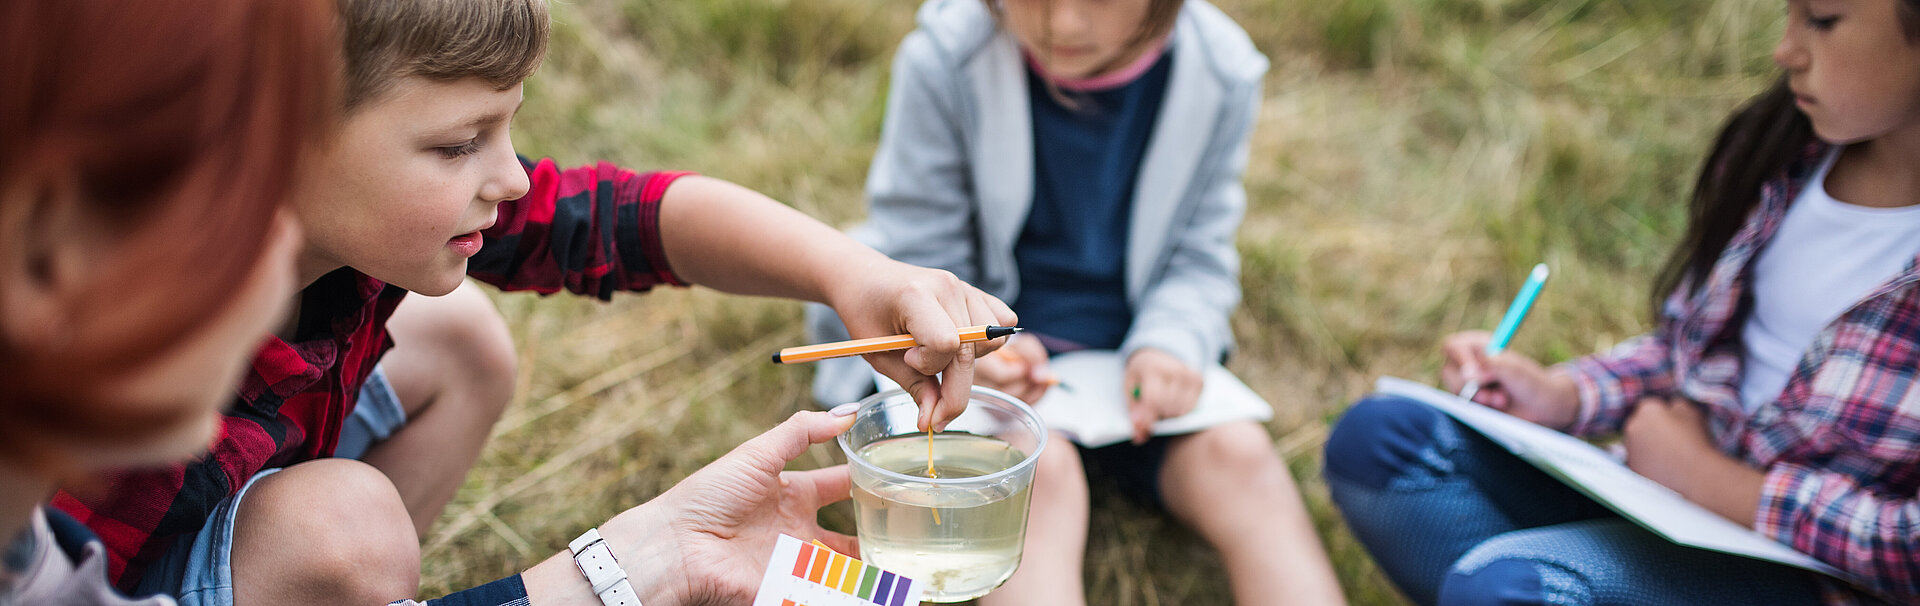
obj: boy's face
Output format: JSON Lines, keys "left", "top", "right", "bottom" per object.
{"left": 291, "top": 76, "right": 529, "bottom": 295}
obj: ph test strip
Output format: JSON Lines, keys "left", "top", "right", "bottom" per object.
{"left": 752, "top": 534, "right": 924, "bottom": 606}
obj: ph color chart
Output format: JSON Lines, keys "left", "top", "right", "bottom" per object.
{"left": 752, "top": 534, "right": 924, "bottom": 606}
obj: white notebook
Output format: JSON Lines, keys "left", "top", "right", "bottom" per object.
{"left": 1374, "top": 376, "right": 1852, "bottom": 583}
{"left": 877, "top": 351, "right": 1273, "bottom": 448}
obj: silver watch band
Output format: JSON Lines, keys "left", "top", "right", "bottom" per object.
{"left": 569, "top": 528, "right": 641, "bottom": 606}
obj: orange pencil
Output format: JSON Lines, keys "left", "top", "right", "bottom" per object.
{"left": 771, "top": 325, "right": 1020, "bottom": 364}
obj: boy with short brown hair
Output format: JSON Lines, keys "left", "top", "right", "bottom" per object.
{"left": 56, "top": 1, "right": 1014, "bottom": 604}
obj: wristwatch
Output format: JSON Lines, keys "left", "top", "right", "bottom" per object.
{"left": 569, "top": 528, "right": 642, "bottom": 606}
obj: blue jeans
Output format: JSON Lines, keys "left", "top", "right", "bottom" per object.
{"left": 133, "top": 366, "right": 408, "bottom": 606}
{"left": 1324, "top": 394, "right": 1824, "bottom": 606}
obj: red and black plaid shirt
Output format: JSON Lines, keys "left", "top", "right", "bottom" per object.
{"left": 52, "top": 158, "right": 692, "bottom": 587}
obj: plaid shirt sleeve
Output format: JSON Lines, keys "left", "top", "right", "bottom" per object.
{"left": 1559, "top": 332, "right": 1676, "bottom": 437}
{"left": 1759, "top": 463, "right": 1920, "bottom": 599}
{"left": 468, "top": 157, "right": 694, "bottom": 298}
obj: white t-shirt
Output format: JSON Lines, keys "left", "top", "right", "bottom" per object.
{"left": 1739, "top": 149, "right": 1920, "bottom": 412}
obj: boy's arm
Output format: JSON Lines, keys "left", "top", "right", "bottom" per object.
{"left": 473, "top": 158, "right": 1010, "bottom": 426}
{"left": 656, "top": 176, "right": 1013, "bottom": 428}
{"left": 470, "top": 159, "right": 689, "bottom": 298}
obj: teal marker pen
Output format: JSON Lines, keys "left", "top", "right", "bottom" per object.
{"left": 1460, "top": 263, "right": 1550, "bottom": 401}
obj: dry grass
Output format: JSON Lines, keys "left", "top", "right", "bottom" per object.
{"left": 421, "top": 0, "right": 1784, "bottom": 603}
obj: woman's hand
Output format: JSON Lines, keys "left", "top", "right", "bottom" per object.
{"left": 1440, "top": 330, "right": 1581, "bottom": 431}
{"left": 974, "top": 334, "right": 1054, "bottom": 406}
{"left": 828, "top": 260, "right": 1017, "bottom": 432}
{"left": 1123, "top": 348, "right": 1203, "bottom": 445}
{"left": 528, "top": 409, "right": 861, "bottom": 606}
{"left": 1622, "top": 397, "right": 1763, "bottom": 526}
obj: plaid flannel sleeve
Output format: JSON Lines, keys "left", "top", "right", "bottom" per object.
{"left": 1558, "top": 333, "right": 1676, "bottom": 437}
{"left": 468, "top": 157, "right": 694, "bottom": 298}
{"left": 1759, "top": 463, "right": 1920, "bottom": 600}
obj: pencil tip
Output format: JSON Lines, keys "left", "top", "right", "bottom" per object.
{"left": 770, "top": 351, "right": 784, "bottom": 364}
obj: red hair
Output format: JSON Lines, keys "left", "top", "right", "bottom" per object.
{"left": 0, "top": 0, "right": 340, "bottom": 464}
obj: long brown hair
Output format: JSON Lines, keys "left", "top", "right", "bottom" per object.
{"left": 0, "top": 0, "right": 339, "bottom": 465}
{"left": 1653, "top": 1, "right": 1920, "bottom": 316}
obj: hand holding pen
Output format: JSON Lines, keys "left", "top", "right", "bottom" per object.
{"left": 776, "top": 321, "right": 1017, "bottom": 431}
{"left": 973, "top": 333, "right": 1059, "bottom": 407}
{"left": 808, "top": 261, "right": 1018, "bottom": 431}
{"left": 1439, "top": 264, "right": 1581, "bottom": 431}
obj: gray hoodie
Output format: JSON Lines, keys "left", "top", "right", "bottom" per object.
{"left": 807, "top": 0, "right": 1269, "bottom": 405}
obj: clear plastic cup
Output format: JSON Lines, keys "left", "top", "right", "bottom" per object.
{"left": 839, "top": 387, "right": 1047, "bottom": 603}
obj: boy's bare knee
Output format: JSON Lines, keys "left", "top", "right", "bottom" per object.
{"left": 437, "top": 281, "right": 516, "bottom": 377}
{"left": 390, "top": 280, "right": 517, "bottom": 413}
{"left": 235, "top": 459, "right": 421, "bottom": 603}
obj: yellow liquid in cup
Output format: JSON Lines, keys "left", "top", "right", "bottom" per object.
{"left": 852, "top": 433, "right": 1032, "bottom": 602}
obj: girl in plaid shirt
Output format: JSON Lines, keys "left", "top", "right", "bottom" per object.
{"left": 1327, "top": 1, "right": 1920, "bottom": 604}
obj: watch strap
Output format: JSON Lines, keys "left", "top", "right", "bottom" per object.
{"left": 569, "top": 528, "right": 641, "bottom": 606}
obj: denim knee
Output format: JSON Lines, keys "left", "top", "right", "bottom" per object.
{"left": 1438, "top": 559, "right": 1547, "bottom": 606}
{"left": 1324, "top": 395, "right": 1447, "bottom": 490}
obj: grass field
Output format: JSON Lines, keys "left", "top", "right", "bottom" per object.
{"left": 419, "top": 0, "right": 1786, "bottom": 603}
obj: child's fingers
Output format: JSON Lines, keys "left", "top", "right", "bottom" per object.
{"left": 1441, "top": 331, "right": 1494, "bottom": 387}
{"left": 894, "top": 282, "right": 971, "bottom": 376}
{"left": 1130, "top": 404, "right": 1154, "bottom": 445}
{"left": 965, "top": 290, "right": 1016, "bottom": 358}
{"left": 869, "top": 361, "right": 942, "bottom": 432}
{"left": 1480, "top": 389, "right": 1510, "bottom": 411}
{"left": 974, "top": 354, "right": 1028, "bottom": 387}
{"left": 932, "top": 343, "right": 977, "bottom": 431}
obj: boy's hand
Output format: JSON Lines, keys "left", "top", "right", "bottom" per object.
{"left": 975, "top": 334, "right": 1055, "bottom": 406}
{"left": 588, "top": 409, "right": 861, "bottom": 606}
{"left": 831, "top": 260, "right": 1017, "bottom": 431}
{"left": 1439, "top": 330, "right": 1580, "bottom": 431}
{"left": 1124, "top": 348, "right": 1202, "bottom": 445}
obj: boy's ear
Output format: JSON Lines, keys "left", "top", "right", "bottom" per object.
{"left": 0, "top": 171, "right": 108, "bottom": 352}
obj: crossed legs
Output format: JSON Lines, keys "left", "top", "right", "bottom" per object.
{"left": 230, "top": 281, "right": 514, "bottom": 604}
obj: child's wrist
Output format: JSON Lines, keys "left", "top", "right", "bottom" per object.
{"left": 1546, "top": 370, "right": 1582, "bottom": 431}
